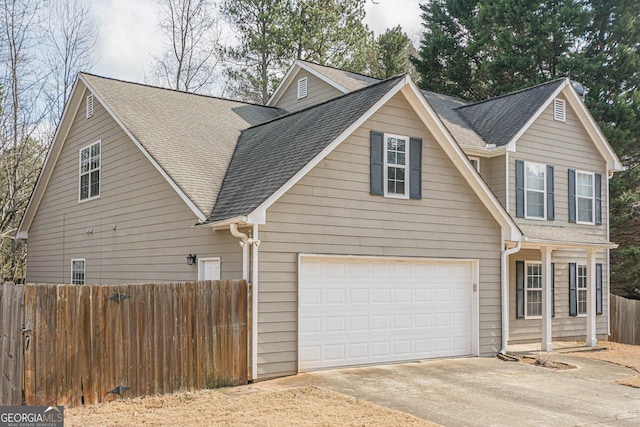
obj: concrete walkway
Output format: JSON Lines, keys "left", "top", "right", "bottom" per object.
{"left": 265, "top": 354, "right": 640, "bottom": 426}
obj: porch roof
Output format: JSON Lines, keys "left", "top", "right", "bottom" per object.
{"left": 519, "top": 224, "right": 618, "bottom": 249}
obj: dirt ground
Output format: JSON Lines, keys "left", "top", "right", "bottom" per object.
{"left": 65, "top": 386, "right": 438, "bottom": 427}
{"left": 568, "top": 341, "right": 640, "bottom": 388}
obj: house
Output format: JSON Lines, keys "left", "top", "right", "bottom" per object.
{"left": 17, "top": 60, "right": 623, "bottom": 380}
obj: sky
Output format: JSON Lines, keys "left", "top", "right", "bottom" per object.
{"left": 90, "top": 0, "right": 424, "bottom": 83}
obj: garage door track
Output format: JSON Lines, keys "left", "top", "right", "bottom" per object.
{"left": 267, "top": 354, "right": 640, "bottom": 426}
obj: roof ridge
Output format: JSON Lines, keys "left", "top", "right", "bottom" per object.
{"left": 299, "top": 60, "right": 381, "bottom": 82}
{"left": 420, "top": 88, "right": 469, "bottom": 104}
{"left": 244, "top": 74, "right": 406, "bottom": 131}
{"left": 79, "top": 72, "right": 284, "bottom": 111}
{"left": 456, "top": 78, "right": 566, "bottom": 110}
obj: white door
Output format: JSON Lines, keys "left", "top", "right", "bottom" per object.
{"left": 198, "top": 257, "right": 221, "bottom": 280}
{"left": 298, "top": 255, "right": 476, "bottom": 371}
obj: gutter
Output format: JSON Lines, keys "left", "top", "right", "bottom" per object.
{"left": 229, "top": 222, "right": 259, "bottom": 380}
{"left": 500, "top": 241, "right": 521, "bottom": 354}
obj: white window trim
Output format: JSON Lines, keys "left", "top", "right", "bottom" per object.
{"left": 78, "top": 140, "right": 101, "bottom": 203}
{"left": 198, "top": 257, "right": 221, "bottom": 281}
{"left": 297, "top": 77, "right": 308, "bottom": 99}
{"left": 553, "top": 98, "right": 566, "bottom": 122}
{"left": 383, "top": 133, "right": 410, "bottom": 199}
{"left": 577, "top": 264, "right": 588, "bottom": 317}
{"left": 86, "top": 94, "right": 94, "bottom": 119}
{"left": 575, "top": 170, "right": 595, "bottom": 225}
{"left": 469, "top": 156, "right": 480, "bottom": 172}
{"left": 523, "top": 161, "right": 546, "bottom": 221}
{"left": 525, "top": 261, "right": 543, "bottom": 319}
{"left": 71, "top": 258, "right": 86, "bottom": 285}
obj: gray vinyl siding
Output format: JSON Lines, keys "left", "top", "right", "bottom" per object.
{"left": 257, "top": 92, "right": 503, "bottom": 379}
{"left": 275, "top": 69, "right": 343, "bottom": 112}
{"left": 506, "top": 93, "right": 610, "bottom": 342}
{"left": 482, "top": 155, "right": 506, "bottom": 208}
{"left": 26, "top": 88, "right": 241, "bottom": 284}
{"left": 509, "top": 249, "right": 608, "bottom": 343}
{"left": 509, "top": 93, "right": 608, "bottom": 239}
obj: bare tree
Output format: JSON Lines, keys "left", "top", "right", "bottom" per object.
{"left": 149, "top": 0, "right": 222, "bottom": 93}
{"left": 43, "top": 0, "right": 98, "bottom": 124}
{"left": 0, "top": 0, "right": 48, "bottom": 281}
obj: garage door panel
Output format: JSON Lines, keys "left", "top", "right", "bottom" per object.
{"left": 299, "top": 256, "right": 475, "bottom": 371}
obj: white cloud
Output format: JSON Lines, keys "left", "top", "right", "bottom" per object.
{"left": 364, "top": 0, "right": 423, "bottom": 42}
{"left": 92, "top": 0, "right": 162, "bottom": 82}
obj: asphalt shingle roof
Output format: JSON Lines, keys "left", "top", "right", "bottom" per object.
{"left": 421, "top": 90, "right": 487, "bottom": 148}
{"left": 81, "top": 73, "right": 284, "bottom": 215}
{"left": 456, "top": 79, "right": 565, "bottom": 146}
{"left": 301, "top": 61, "right": 381, "bottom": 91}
{"left": 209, "top": 75, "right": 405, "bottom": 222}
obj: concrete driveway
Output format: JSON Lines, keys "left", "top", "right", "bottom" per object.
{"left": 266, "top": 354, "right": 640, "bottom": 426}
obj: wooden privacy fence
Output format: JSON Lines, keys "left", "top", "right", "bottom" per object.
{"left": 1, "top": 280, "right": 248, "bottom": 407}
{"left": 0, "top": 282, "right": 25, "bottom": 406}
{"left": 610, "top": 294, "right": 640, "bottom": 345}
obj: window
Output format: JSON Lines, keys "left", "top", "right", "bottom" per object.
{"left": 79, "top": 141, "right": 101, "bottom": 201}
{"left": 370, "top": 131, "right": 422, "bottom": 199}
{"left": 526, "top": 262, "right": 542, "bottom": 318}
{"left": 576, "top": 171, "right": 594, "bottom": 224}
{"left": 569, "top": 169, "right": 601, "bottom": 225}
{"left": 86, "top": 94, "right": 94, "bottom": 119}
{"left": 384, "top": 134, "right": 409, "bottom": 197}
{"left": 553, "top": 98, "right": 566, "bottom": 122}
{"left": 297, "top": 77, "right": 308, "bottom": 99}
{"left": 516, "top": 160, "right": 554, "bottom": 220}
{"left": 577, "top": 265, "right": 587, "bottom": 315}
{"left": 71, "top": 259, "right": 85, "bottom": 285}
{"left": 525, "top": 162, "right": 546, "bottom": 219}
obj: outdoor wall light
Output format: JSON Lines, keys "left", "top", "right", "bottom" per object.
{"left": 187, "top": 254, "right": 197, "bottom": 265}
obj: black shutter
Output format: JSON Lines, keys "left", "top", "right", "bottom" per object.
{"left": 409, "top": 137, "right": 422, "bottom": 200}
{"left": 370, "top": 131, "right": 384, "bottom": 195}
{"left": 516, "top": 160, "right": 525, "bottom": 218}
{"left": 596, "top": 263, "right": 603, "bottom": 315}
{"left": 546, "top": 165, "right": 555, "bottom": 220}
{"left": 595, "top": 173, "right": 602, "bottom": 225}
{"left": 551, "top": 263, "right": 555, "bottom": 317}
{"left": 568, "top": 169, "right": 576, "bottom": 223}
{"left": 516, "top": 260, "right": 525, "bottom": 319}
{"left": 569, "top": 262, "right": 577, "bottom": 316}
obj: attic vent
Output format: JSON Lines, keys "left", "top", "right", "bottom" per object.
{"left": 297, "top": 77, "right": 308, "bottom": 99}
{"left": 553, "top": 98, "right": 566, "bottom": 122}
{"left": 86, "top": 94, "right": 94, "bottom": 119}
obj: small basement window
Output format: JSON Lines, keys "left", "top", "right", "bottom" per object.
{"left": 553, "top": 98, "right": 566, "bottom": 122}
{"left": 297, "top": 77, "right": 308, "bottom": 99}
{"left": 86, "top": 94, "right": 94, "bottom": 119}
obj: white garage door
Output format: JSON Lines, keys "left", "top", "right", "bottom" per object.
{"left": 298, "top": 255, "right": 477, "bottom": 371}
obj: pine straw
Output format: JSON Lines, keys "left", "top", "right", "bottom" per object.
{"left": 65, "top": 386, "right": 438, "bottom": 427}
{"left": 569, "top": 341, "right": 640, "bottom": 388}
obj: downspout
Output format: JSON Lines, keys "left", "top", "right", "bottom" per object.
{"left": 229, "top": 223, "right": 250, "bottom": 281}
{"left": 500, "top": 241, "right": 522, "bottom": 354}
{"left": 251, "top": 224, "right": 260, "bottom": 380}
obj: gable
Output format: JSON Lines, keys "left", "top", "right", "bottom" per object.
{"left": 517, "top": 93, "right": 605, "bottom": 169}
{"left": 274, "top": 68, "right": 343, "bottom": 112}
{"left": 266, "top": 91, "right": 503, "bottom": 253}
{"left": 209, "top": 76, "right": 521, "bottom": 242}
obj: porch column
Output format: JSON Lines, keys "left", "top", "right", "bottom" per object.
{"left": 541, "top": 246, "right": 553, "bottom": 351}
{"left": 586, "top": 248, "right": 597, "bottom": 347}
